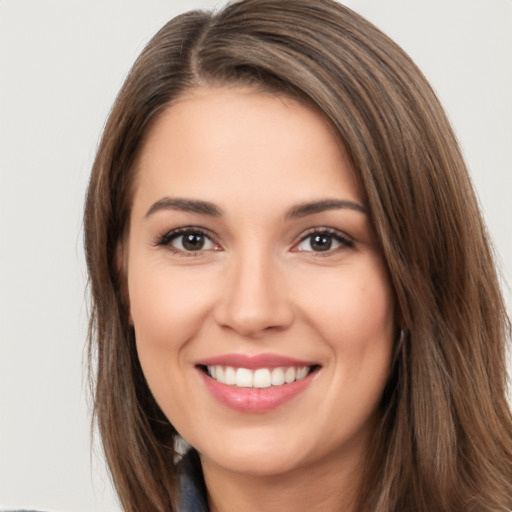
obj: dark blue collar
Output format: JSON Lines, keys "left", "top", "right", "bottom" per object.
{"left": 177, "top": 449, "right": 209, "bottom": 512}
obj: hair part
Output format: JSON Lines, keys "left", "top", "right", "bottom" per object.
{"left": 84, "top": 1, "right": 512, "bottom": 511}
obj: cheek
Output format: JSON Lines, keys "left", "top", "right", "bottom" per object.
{"left": 301, "top": 261, "right": 394, "bottom": 346}
{"left": 127, "top": 262, "right": 217, "bottom": 421}
{"left": 342, "top": 273, "right": 394, "bottom": 342}
{"left": 126, "top": 259, "right": 218, "bottom": 403}
{"left": 298, "top": 258, "right": 395, "bottom": 412}
{"left": 316, "top": 264, "right": 394, "bottom": 424}
{"left": 128, "top": 260, "right": 213, "bottom": 348}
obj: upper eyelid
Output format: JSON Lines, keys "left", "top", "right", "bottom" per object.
{"left": 154, "top": 225, "right": 353, "bottom": 249}
{"left": 292, "top": 227, "right": 354, "bottom": 252}
{"left": 155, "top": 226, "right": 218, "bottom": 247}
{"left": 297, "top": 226, "right": 353, "bottom": 242}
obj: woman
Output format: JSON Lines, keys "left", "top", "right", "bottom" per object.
{"left": 84, "top": 0, "right": 512, "bottom": 511}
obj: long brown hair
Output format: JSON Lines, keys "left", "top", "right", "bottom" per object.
{"left": 84, "top": 1, "right": 512, "bottom": 510}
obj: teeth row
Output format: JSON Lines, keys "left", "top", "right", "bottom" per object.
{"left": 207, "top": 366, "right": 310, "bottom": 388}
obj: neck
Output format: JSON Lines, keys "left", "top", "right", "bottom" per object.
{"left": 201, "top": 447, "right": 364, "bottom": 512}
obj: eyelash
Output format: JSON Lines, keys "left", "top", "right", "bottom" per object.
{"left": 295, "top": 227, "right": 354, "bottom": 255}
{"left": 154, "top": 226, "right": 354, "bottom": 256}
{"left": 154, "top": 227, "right": 218, "bottom": 255}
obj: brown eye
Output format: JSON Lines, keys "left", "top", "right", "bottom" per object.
{"left": 310, "top": 234, "right": 332, "bottom": 252}
{"left": 182, "top": 232, "right": 206, "bottom": 251}
{"left": 157, "top": 229, "right": 217, "bottom": 253}
{"left": 295, "top": 229, "right": 354, "bottom": 253}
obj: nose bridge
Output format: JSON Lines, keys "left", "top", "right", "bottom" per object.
{"left": 214, "top": 241, "right": 293, "bottom": 336}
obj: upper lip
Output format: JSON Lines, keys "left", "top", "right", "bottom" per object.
{"left": 196, "top": 353, "right": 318, "bottom": 370}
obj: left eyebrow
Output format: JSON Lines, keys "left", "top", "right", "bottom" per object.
{"left": 145, "top": 197, "right": 224, "bottom": 218}
{"left": 285, "top": 199, "right": 367, "bottom": 219}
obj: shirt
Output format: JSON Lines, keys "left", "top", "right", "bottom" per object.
{"left": 177, "top": 448, "right": 209, "bottom": 512}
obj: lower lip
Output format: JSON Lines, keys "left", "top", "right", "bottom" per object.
{"left": 198, "top": 369, "right": 315, "bottom": 413}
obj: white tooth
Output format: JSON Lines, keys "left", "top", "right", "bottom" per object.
{"left": 271, "top": 367, "right": 285, "bottom": 386}
{"left": 224, "top": 366, "right": 236, "bottom": 385}
{"left": 284, "top": 367, "right": 296, "bottom": 384}
{"left": 215, "top": 366, "right": 225, "bottom": 383}
{"left": 253, "top": 368, "right": 271, "bottom": 388}
{"left": 236, "top": 368, "right": 253, "bottom": 387}
{"left": 208, "top": 365, "right": 305, "bottom": 387}
{"left": 296, "top": 367, "right": 308, "bottom": 380}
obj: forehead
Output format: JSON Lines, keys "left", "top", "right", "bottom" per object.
{"left": 132, "top": 86, "right": 361, "bottom": 212}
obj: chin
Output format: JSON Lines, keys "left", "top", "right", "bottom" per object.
{"left": 204, "top": 447, "right": 306, "bottom": 477}
{"left": 193, "top": 429, "right": 310, "bottom": 477}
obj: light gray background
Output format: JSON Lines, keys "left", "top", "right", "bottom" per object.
{"left": 1, "top": 1, "right": 511, "bottom": 511}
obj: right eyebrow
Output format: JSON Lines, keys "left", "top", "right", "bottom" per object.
{"left": 145, "top": 197, "right": 224, "bottom": 218}
{"left": 285, "top": 198, "right": 367, "bottom": 219}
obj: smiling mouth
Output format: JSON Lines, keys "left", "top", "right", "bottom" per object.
{"left": 198, "top": 365, "right": 320, "bottom": 389}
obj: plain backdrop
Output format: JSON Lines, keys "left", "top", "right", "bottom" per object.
{"left": 1, "top": 1, "right": 511, "bottom": 511}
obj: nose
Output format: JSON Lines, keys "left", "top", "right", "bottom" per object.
{"left": 213, "top": 251, "right": 294, "bottom": 338}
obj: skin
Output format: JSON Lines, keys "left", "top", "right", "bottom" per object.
{"left": 124, "top": 87, "right": 395, "bottom": 512}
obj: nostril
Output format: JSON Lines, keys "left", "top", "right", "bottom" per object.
{"left": 213, "top": 300, "right": 295, "bottom": 338}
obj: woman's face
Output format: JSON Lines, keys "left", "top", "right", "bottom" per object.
{"left": 125, "top": 87, "right": 395, "bottom": 479}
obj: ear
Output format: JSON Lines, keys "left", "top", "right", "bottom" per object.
{"left": 116, "top": 241, "right": 133, "bottom": 325}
